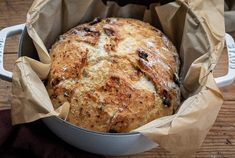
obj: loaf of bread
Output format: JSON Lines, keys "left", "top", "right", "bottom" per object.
{"left": 47, "top": 17, "right": 180, "bottom": 133}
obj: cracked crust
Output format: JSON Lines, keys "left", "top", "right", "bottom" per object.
{"left": 47, "top": 18, "right": 180, "bottom": 133}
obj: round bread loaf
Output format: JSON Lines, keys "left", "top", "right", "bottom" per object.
{"left": 47, "top": 17, "right": 180, "bottom": 133}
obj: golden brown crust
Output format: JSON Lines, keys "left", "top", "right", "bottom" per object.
{"left": 47, "top": 17, "right": 180, "bottom": 133}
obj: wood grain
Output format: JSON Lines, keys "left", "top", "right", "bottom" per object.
{"left": 0, "top": 54, "right": 17, "bottom": 109}
{"left": 0, "top": 0, "right": 234, "bottom": 157}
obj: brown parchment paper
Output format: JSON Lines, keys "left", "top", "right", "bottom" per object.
{"left": 11, "top": 0, "right": 225, "bottom": 156}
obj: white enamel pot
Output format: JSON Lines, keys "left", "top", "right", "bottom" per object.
{"left": 0, "top": 24, "right": 235, "bottom": 156}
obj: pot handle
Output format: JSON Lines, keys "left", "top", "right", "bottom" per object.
{"left": 215, "top": 33, "right": 235, "bottom": 88}
{"left": 0, "top": 24, "right": 25, "bottom": 81}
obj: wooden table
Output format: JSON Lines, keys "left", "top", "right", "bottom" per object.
{"left": 0, "top": 0, "right": 234, "bottom": 157}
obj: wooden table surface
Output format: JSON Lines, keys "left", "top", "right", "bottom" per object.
{"left": 0, "top": 0, "right": 234, "bottom": 157}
